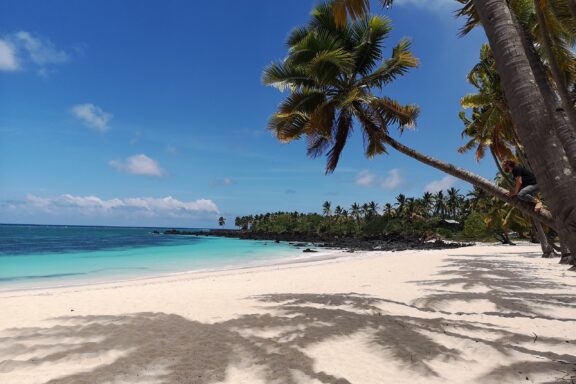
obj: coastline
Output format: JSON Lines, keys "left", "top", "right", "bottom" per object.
{"left": 1, "top": 243, "right": 575, "bottom": 383}
{"left": 0, "top": 247, "right": 343, "bottom": 294}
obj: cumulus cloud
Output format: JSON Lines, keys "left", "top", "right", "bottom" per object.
{"left": 355, "top": 169, "right": 404, "bottom": 190}
{"left": 0, "top": 31, "right": 70, "bottom": 74}
{"left": 11, "top": 194, "right": 219, "bottom": 218}
{"left": 109, "top": 154, "right": 165, "bottom": 177}
{"left": 71, "top": 103, "right": 112, "bottom": 132}
{"left": 425, "top": 176, "right": 457, "bottom": 193}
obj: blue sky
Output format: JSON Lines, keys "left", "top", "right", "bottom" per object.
{"left": 0, "top": 0, "right": 492, "bottom": 227}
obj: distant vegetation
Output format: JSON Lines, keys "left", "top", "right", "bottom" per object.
{"left": 234, "top": 186, "right": 541, "bottom": 243}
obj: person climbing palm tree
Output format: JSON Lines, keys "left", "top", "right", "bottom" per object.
{"left": 502, "top": 160, "right": 543, "bottom": 212}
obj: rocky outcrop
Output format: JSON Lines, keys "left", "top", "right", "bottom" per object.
{"left": 162, "top": 229, "right": 471, "bottom": 251}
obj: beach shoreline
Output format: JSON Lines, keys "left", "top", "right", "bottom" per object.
{"left": 1, "top": 243, "right": 575, "bottom": 383}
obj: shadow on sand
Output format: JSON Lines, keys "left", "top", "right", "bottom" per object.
{"left": 0, "top": 290, "right": 574, "bottom": 383}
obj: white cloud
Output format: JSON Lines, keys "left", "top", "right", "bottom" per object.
{"left": 381, "top": 169, "right": 403, "bottom": 190}
{"left": 425, "top": 176, "right": 457, "bottom": 193}
{"left": 17, "top": 194, "right": 219, "bottom": 217}
{"left": 355, "top": 170, "right": 377, "bottom": 186}
{"left": 0, "top": 40, "right": 19, "bottom": 71}
{"left": 14, "top": 32, "right": 69, "bottom": 66}
{"left": 355, "top": 169, "right": 404, "bottom": 190}
{"left": 394, "top": 0, "right": 457, "bottom": 11}
{"left": 71, "top": 103, "right": 112, "bottom": 132}
{"left": 0, "top": 31, "right": 70, "bottom": 74}
{"left": 109, "top": 154, "right": 165, "bottom": 177}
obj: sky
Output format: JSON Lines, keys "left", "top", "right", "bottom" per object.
{"left": 0, "top": 0, "right": 492, "bottom": 228}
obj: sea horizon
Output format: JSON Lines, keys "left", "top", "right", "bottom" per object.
{"left": 0, "top": 224, "right": 321, "bottom": 292}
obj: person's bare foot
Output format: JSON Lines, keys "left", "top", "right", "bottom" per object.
{"left": 534, "top": 200, "right": 544, "bottom": 213}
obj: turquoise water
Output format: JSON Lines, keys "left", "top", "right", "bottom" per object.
{"left": 0, "top": 224, "right": 313, "bottom": 291}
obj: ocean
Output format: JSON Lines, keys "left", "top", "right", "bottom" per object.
{"left": 0, "top": 224, "right": 316, "bottom": 291}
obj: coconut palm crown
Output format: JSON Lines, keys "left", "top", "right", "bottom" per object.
{"left": 262, "top": 2, "right": 419, "bottom": 173}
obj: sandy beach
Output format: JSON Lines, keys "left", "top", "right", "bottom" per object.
{"left": 1, "top": 243, "right": 575, "bottom": 384}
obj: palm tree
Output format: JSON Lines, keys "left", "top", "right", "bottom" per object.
{"left": 471, "top": 0, "right": 576, "bottom": 254}
{"left": 459, "top": 44, "right": 518, "bottom": 163}
{"left": 383, "top": 202, "right": 393, "bottom": 217}
{"left": 532, "top": 1, "right": 576, "bottom": 128}
{"left": 421, "top": 191, "right": 434, "bottom": 217}
{"left": 263, "top": 2, "right": 556, "bottom": 230}
{"left": 322, "top": 201, "right": 332, "bottom": 217}
{"left": 433, "top": 191, "right": 448, "bottom": 219}
{"left": 350, "top": 202, "right": 361, "bottom": 222}
{"left": 336, "top": 0, "right": 576, "bottom": 257}
{"left": 395, "top": 194, "right": 406, "bottom": 217}
{"left": 447, "top": 187, "right": 462, "bottom": 219}
{"left": 467, "top": 186, "right": 490, "bottom": 212}
{"left": 218, "top": 216, "right": 226, "bottom": 226}
{"left": 263, "top": 4, "right": 420, "bottom": 173}
{"left": 368, "top": 201, "right": 379, "bottom": 216}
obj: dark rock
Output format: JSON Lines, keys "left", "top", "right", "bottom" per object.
{"left": 162, "top": 229, "right": 472, "bottom": 252}
{"left": 303, "top": 248, "right": 318, "bottom": 253}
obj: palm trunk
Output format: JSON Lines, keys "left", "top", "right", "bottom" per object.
{"left": 533, "top": 1, "right": 576, "bottom": 140}
{"left": 382, "top": 134, "right": 557, "bottom": 229}
{"left": 513, "top": 6, "right": 576, "bottom": 174}
{"left": 533, "top": 219, "right": 555, "bottom": 257}
{"left": 568, "top": 0, "right": 576, "bottom": 19}
{"left": 472, "top": 0, "right": 576, "bottom": 255}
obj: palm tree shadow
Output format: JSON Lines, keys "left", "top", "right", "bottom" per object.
{"left": 411, "top": 255, "right": 576, "bottom": 320}
{"left": 0, "top": 293, "right": 573, "bottom": 383}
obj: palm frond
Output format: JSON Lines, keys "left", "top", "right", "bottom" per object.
{"left": 460, "top": 93, "right": 492, "bottom": 108}
{"left": 359, "top": 38, "right": 419, "bottom": 89}
{"left": 369, "top": 97, "right": 419, "bottom": 130}
{"left": 332, "top": 0, "right": 370, "bottom": 28}
{"left": 278, "top": 91, "right": 326, "bottom": 115}
{"left": 350, "top": 16, "right": 391, "bottom": 76}
{"left": 307, "top": 133, "right": 332, "bottom": 158}
{"left": 455, "top": 0, "right": 479, "bottom": 37}
{"left": 308, "top": 101, "right": 336, "bottom": 137}
{"left": 262, "top": 62, "right": 315, "bottom": 91}
{"left": 287, "top": 27, "right": 311, "bottom": 48}
{"left": 268, "top": 112, "right": 309, "bottom": 142}
{"left": 309, "top": 48, "right": 355, "bottom": 84}
{"left": 326, "top": 109, "right": 353, "bottom": 173}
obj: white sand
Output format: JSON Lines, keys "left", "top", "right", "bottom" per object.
{"left": 0, "top": 243, "right": 575, "bottom": 384}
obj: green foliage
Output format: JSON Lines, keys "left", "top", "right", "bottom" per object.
{"left": 463, "top": 212, "right": 491, "bottom": 239}
{"left": 234, "top": 188, "right": 496, "bottom": 240}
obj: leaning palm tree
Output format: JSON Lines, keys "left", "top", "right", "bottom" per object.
{"left": 263, "top": 3, "right": 420, "bottom": 173}
{"left": 263, "top": 2, "right": 556, "bottom": 230}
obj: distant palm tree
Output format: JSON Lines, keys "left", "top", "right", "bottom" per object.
{"left": 218, "top": 216, "right": 226, "bottom": 226}
{"left": 322, "top": 201, "right": 332, "bottom": 217}
{"left": 368, "top": 201, "right": 379, "bottom": 216}
{"left": 395, "top": 194, "right": 406, "bottom": 217}
{"left": 383, "top": 203, "right": 393, "bottom": 217}
{"left": 447, "top": 187, "right": 462, "bottom": 219}
{"left": 433, "top": 191, "right": 447, "bottom": 219}
{"left": 421, "top": 192, "right": 433, "bottom": 217}
{"left": 350, "top": 202, "right": 361, "bottom": 222}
